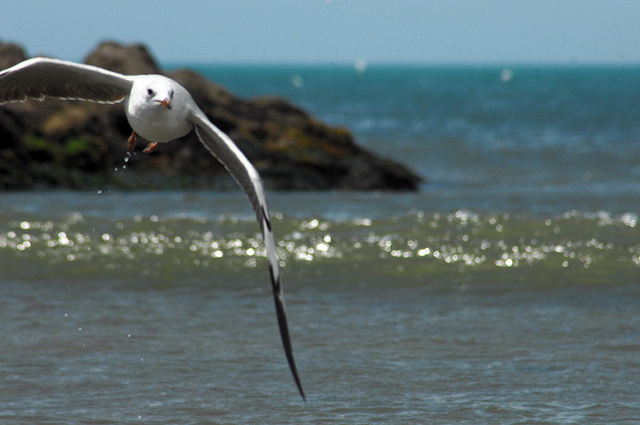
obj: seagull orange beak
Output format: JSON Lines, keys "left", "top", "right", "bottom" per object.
{"left": 156, "top": 98, "right": 172, "bottom": 110}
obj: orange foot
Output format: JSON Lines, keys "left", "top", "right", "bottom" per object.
{"left": 143, "top": 142, "right": 159, "bottom": 153}
{"left": 127, "top": 131, "right": 137, "bottom": 153}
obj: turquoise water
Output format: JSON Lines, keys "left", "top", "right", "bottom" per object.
{"left": 188, "top": 64, "right": 640, "bottom": 212}
{"left": 1, "top": 65, "right": 640, "bottom": 423}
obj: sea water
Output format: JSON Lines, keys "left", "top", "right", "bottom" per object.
{"left": 0, "top": 65, "right": 639, "bottom": 424}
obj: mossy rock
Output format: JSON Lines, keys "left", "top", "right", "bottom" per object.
{"left": 63, "top": 136, "right": 109, "bottom": 171}
{"left": 23, "top": 135, "right": 61, "bottom": 162}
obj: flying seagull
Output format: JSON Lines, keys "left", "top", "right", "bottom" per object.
{"left": 0, "top": 57, "right": 305, "bottom": 400}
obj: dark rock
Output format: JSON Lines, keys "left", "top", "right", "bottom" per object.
{"left": 84, "top": 41, "right": 161, "bottom": 75}
{"left": 0, "top": 41, "right": 423, "bottom": 191}
{"left": 0, "top": 41, "right": 27, "bottom": 70}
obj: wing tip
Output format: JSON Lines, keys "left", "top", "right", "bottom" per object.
{"left": 270, "top": 265, "right": 305, "bottom": 401}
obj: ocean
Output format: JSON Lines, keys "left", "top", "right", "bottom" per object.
{"left": 1, "top": 65, "right": 639, "bottom": 424}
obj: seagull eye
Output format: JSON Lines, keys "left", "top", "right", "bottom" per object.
{"left": 170, "top": 90, "right": 174, "bottom": 99}
{"left": 147, "top": 88, "right": 155, "bottom": 96}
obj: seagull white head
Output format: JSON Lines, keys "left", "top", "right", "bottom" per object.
{"left": 146, "top": 77, "right": 174, "bottom": 109}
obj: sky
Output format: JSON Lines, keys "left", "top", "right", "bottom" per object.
{"left": 1, "top": 1, "right": 640, "bottom": 66}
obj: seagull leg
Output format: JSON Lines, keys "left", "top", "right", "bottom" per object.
{"left": 127, "top": 131, "right": 137, "bottom": 153}
{"left": 143, "top": 142, "right": 159, "bottom": 153}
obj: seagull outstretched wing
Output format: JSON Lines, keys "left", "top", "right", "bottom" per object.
{"left": 0, "top": 57, "right": 133, "bottom": 104}
{"left": 189, "top": 107, "right": 305, "bottom": 401}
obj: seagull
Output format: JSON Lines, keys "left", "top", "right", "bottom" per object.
{"left": 0, "top": 57, "right": 305, "bottom": 400}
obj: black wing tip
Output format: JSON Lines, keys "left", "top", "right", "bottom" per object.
{"left": 270, "top": 266, "right": 306, "bottom": 401}
{"left": 274, "top": 293, "right": 306, "bottom": 401}
{"left": 277, "top": 301, "right": 306, "bottom": 402}
{"left": 298, "top": 382, "right": 307, "bottom": 402}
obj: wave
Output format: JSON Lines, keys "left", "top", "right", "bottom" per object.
{"left": 2, "top": 204, "right": 638, "bottom": 291}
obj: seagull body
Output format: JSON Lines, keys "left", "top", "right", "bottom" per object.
{"left": 0, "top": 57, "right": 305, "bottom": 400}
